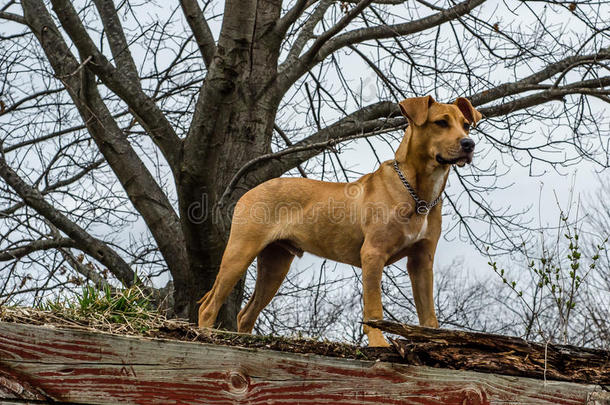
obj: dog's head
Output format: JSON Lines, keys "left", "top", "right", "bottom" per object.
{"left": 396, "top": 95, "right": 482, "bottom": 167}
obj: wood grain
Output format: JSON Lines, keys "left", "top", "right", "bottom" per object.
{"left": 365, "top": 320, "right": 610, "bottom": 385}
{"left": 0, "top": 322, "right": 606, "bottom": 405}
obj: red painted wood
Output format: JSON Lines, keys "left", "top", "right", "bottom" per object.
{"left": 0, "top": 322, "right": 604, "bottom": 405}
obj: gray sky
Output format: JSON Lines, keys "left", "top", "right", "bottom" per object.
{"left": 1, "top": 0, "right": 608, "bottom": 312}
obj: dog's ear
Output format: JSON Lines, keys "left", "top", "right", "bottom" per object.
{"left": 398, "top": 95, "right": 435, "bottom": 126}
{"left": 454, "top": 97, "right": 483, "bottom": 127}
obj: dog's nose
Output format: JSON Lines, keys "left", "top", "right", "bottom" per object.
{"left": 460, "top": 138, "right": 475, "bottom": 153}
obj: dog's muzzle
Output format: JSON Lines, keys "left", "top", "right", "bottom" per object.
{"left": 435, "top": 152, "right": 473, "bottom": 166}
{"left": 436, "top": 138, "right": 475, "bottom": 166}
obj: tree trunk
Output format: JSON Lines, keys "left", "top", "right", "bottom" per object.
{"left": 173, "top": 0, "right": 283, "bottom": 326}
{"left": 175, "top": 96, "right": 279, "bottom": 327}
{"left": 171, "top": 231, "right": 240, "bottom": 328}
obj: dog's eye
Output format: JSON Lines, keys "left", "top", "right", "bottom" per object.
{"left": 434, "top": 120, "right": 449, "bottom": 128}
{"left": 463, "top": 123, "right": 471, "bottom": 131}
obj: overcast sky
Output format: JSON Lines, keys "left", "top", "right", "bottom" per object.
{"left": 1, "top": 0, "right": 608, "bottom": 308}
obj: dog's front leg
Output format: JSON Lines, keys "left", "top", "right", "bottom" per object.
{"left": 407, "top": 240, "right": 439, "bottom": 328}
{"left": 360, "top": 246, "right": 391, "bottom": 347}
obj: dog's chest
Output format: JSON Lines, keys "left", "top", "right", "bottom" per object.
{"left": 385, "top": 215, "right": 429, "bottom": 265}
{"left": 401, "top": 215, "right": 428, "bottom": 246}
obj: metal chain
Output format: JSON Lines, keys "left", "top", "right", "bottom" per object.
{"left": 392, "top": 160, "right": 442, "bottom": 215}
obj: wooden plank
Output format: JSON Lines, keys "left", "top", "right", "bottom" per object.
{"left": 0, "top": 322, "right": 606, "bottom": 405}
{"left": 588, "top": 392, "right": 610, "bottom": 405}
{"left": 0, "top": 367, "right": 48, "bottom": 401}
{"left": 365, "top": 320, "right": 610, "bottom": 385}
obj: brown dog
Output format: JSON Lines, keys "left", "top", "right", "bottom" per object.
{"left": 198, "top": 95, "right": 482, "bottom": 346}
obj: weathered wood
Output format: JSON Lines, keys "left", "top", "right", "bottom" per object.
{"left": 0, "top": 367, "right": 49, "bottom": 401}
{"left": 588, "top": 392, "right": 610, "bottom": 405}
{"left": 365, "top": 320, "right": 610, "bottom": 385}
{"left": 0, "top": 322, "right": 607, "bottom": 404}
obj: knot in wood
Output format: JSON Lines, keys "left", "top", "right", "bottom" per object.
{"left": 461, "top": 386, "right": 486, "bottom": 405}
{"left": 228, "top": 371, "right": 249, "bottom": 394}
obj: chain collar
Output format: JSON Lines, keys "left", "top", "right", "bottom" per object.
{"left": 392, "top": 160, "right": 442, "bottom": 215}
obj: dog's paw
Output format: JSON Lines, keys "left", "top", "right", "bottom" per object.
{"left": 369, "top": 340, "right": 391, "bottom": 348}
{"left": 367, "top": 333, "right": 391, "bottom": 347}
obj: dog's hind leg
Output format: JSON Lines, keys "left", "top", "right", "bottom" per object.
{"left": 237, "top": 243, "right": 294, "bottom": 333}
{"left": 237, "top": 244, "right": 294, "bottom": 333}
{"left": 198, "top": 237, "right": 260, "bottom": 329}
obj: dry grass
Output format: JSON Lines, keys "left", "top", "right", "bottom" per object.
{"left": 0, "top": 285, "right": 384, "bottom": 361}
{"left": 0, "top": 284, "right": 188, "bottom": 336}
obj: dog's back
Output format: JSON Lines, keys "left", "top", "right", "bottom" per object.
{"left": 231, "top": 176, "right": 370, "bottom": 266}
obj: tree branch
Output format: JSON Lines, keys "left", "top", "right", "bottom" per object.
{"left": 262, "top": 68, "right": 610, "bottom": 183}
{"left": 0, "top": 238, "right": 77, "bottom": 262}
{"left": 304, "top": 0, "right": 376, "bottom": 60}
{"left": 478, "top": 78, "right": 610, "bottom": 118}
{"left": 344, "top": 0, "right": 406, "bottom": 3}
{"left": 217, "top": 101, "right": 399, "bottom": 202}
{"left": 2, "top": 74, "right": 204, "bottom": 154}
{"left": 0, "top": 10, "right": 25, "bottom": 24}
{"left": 266, "top": 100, "right": 398, "bottom": 173}
{"left": 0, "top": 148, "right": 135, "bottom": 285}
{"left": 274, "top": 124, "right": 308, "bottom": 177}
{"left": 0, "top": 88, "right": 64, "bottom": 117}
{"left": 470, "top": 46, "right": 610, "bottom": 107}
{"left": 46, "top": 222, "right": 115, "bottom": 291}
{"left": 180, "top": 0, "right": 216, "bottom": 67}
{"left": 275, "top": 0, "right": 312, "bottom": 38}
{"left": 184, "top": 0, "right": 258, "bottom": 141}
{"left": 92, "top": 0, "right": 140, "bottom": 85}
{"left": 0, "top": 157, "right": 105, "bottom": 217}
{"left": 279, "top": 0, "right": 333, "bottom": 71}
{"left": 218, "top": 118, "right": 404, "bottom": 206}
{"left": 59, "top": 248, "right": 113, "bottom": 290}
{"left": 47, "top": 0, "right": 182, "bottom": 169}
{"left": 278, "top": 0, "right": 487, "bottom": 93}
{"left": 21, "top": 0, "right": 189, "bottom": 285}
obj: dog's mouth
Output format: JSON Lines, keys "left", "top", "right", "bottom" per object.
{"left": 435, "top": 152, "right": 473, "bottom": 167}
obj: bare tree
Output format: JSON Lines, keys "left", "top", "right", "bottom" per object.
{"left": 582, "top": 177, "right": 610, "bottom": 348}
{"left": 480, "top": 193, "right": 609, "bottom": 349}
{"left": 0, "top": 0, "right": 608, "bottom": 328}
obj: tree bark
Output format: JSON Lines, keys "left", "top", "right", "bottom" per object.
{"left": 365, "top": 320, "right": 610, "bottom": 384}
{"left": 176, "top": 96, "right": 280, "bottom": 326}
{"left": 174, "top": 0, "right": 284, "bottom": 326}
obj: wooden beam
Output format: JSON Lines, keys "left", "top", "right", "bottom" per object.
{"left": 0, "top": 322, "right": 606, "bottom": 404}
{"left": 365, "top": 320, "right": 610, "bottom": 385}
{"left": 0, "top": 368, "right": 49, "bottom": 401}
